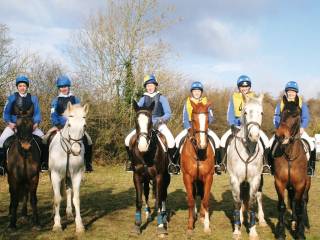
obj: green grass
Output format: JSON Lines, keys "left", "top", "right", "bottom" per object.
{"left": 1, "top": 165, "right": 320, "bottom": 239}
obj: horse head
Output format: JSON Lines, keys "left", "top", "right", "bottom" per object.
{"left": 276, "top": 95, "right": 301, "bottom": 145}
{"left": 15, "top": 104, "right": 34, "bottom": 150}
{"left": 133, "top": 100, "right": 154, "bottom": 153}
{"left": 242, "top": 94, "right": 264, "bottom": 143}
{"left": 190, "top": 100, "right": 210, "bottom": 150}
{"left": 63, "top": 102, "right": 89, "bottom": 155}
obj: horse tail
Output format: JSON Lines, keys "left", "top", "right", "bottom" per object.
{"left": 240, "top": 181, "right": 250, "bottom": 204}
{"left": 193, "top": 180, "right": 204, "bottom": 198}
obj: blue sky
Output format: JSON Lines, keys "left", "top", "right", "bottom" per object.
{"left": 0, "top": 0, "right": 319, "bottom": 98}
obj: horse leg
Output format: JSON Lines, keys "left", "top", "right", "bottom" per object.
{"left": 30, "top": 175, "right": 40, "bottom": 229}
{"left": 183, "top": 174, "right": 196, "bottom": 234}
{"left": 51, "top": 172, "right": 62, "bottom": 232}
{"left": 143, "top": 179, "right": 151, "bottom": 222}
{"left": 295, "top": 185, "right": 306, "bottom": 240}
{"left": 200, "top": 175, "right": 213, "bottom": 234}
{"left": 303, "top": 178, "right": 311, "bottom": 230}
{"left": 230, "top": 176, "right": 242, "bottom": 239}
{"left": 155, "top": 174, "right": 167, "bottom": 236}
{"left": 66, "top": 187, "right": 73, "bottom": 219}
{"left": 20, "top": 189, "right": 28, "bottom": 224}
{"left": 257, "top": 175, "right": 267, "bottom": 227}
{"left": 8, "top": 184, "right": 18, "bottom": 229}
{"left": 275, "top": 179, "right": 286, "bottom": 240}
{"left": 72, "top": 172, "right": 84, "bottom": 233}
{"left": 248, "top": 176, "right": 261, "bottom": 240}
{"left": 132, "top": 173, "right": 143, "bottom": 235}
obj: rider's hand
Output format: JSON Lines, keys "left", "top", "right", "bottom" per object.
{"left": 33, "top": 123, "right": 38, "bottom": 131}
{"left": 8, "top": 122, "right": 16, "bottom": 130}
{"left": 300, "top": 128, "right": 304, "bottom": 135}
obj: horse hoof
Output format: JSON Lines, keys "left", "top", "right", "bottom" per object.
{"left": 199, "top": 217, "right": 204, "bottom": 224}
{"left": 157, "top": 226, "right": 168, "bottom": 236}
{"left": 66, "top": 212, "right": 74, "bottom": 220}
{"left": 19, "top": 216, "right": 28, "bottom": 225}
{"left": 233, "top": 233, "right": 241, "bottom": 240}
{"left": 249, "top": 235, "right": 259, "bottom": 240}
{"left": 76, "top": 225, "right": 85, "bottom": 234}
{"left": 52, "top": 225, "right": 62, "bottom": 232}
{"left": 131, "top": 225, "right": 141, "bottom": 235}
{"left": 186, "top": 229, "right": 193, "bottom": 235}
{"left": 259, "top": 220, "right": 267, "bottom": 227}
{"left": 291, "top": 221, "right": 297, "bottom": 231}
{"left": 7, "top": 224, "right": 16, "bottom": 232}
{"left": 32, "top": 225, "right": 41, "bottom": 231}
{"left": 204, "top": 227, "right": 211, "bottom": 234}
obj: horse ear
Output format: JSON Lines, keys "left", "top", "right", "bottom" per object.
{"left": 132, "top": 100, "right": 139, "bottom": 112}
{"left": 66, "top": 101, "right": 72, "bottom": 114}
{"left": 148, "top": 101, "right": 155, "bottom": 112}
{"left": 83, "top": 104, "right": 89, "bottom": 115}
{"left": 206, "top": 101, "right": 212, "bottom": 109}
{"left": 242, "top": 93, "right": 250, "bottom": 103}
{"left": 258, "top": 94, "right": 264, "bottom": 103}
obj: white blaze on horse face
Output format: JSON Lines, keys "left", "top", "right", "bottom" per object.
{"left": 199, "top": 113, "right": 207, "bottom": 149}
{"left": 245, "top": 103, "right": 263, "bottom": 142}
{"left": 137, "top": 113, "right": 149, "bottom": 152}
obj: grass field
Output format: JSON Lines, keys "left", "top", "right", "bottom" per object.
{"left": 1, "top": 164, "right": 320, "bottom": 240}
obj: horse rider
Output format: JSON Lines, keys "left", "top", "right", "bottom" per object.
{"left": 174, "top": 81, "right": 221, "bottom": 174}
{"left": 124, "top": 74, "right": 178, "bottom": 174}
{"left": 42, "top": 75, "right": 93, "bottom": 172}
{"left": 0, "top": 75, "right": 44, "bottom": 175}
{"left": 219, "top": 75, "right": 271, "bottom": 174}
{"left": 270, "top": 81, "right": 316, "bottom": 176}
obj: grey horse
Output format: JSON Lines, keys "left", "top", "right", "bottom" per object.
{"left": 227, "top": 94, "right": 267, "bottom": 240}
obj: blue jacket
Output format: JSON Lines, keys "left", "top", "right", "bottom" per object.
{"left": 273, "top": 102, "right": 309, "bottom": 129}
{"left": 137, "top": 93, "right": 171, "bottom": 125}
{"left": 3, "top": 93, "right": 41, "bottom": 124}
{"left": 227, "top": 96, "right": 241, "bottom": 126}
{"left": 50, "top": 94, "right": 80, "bottom": 127}
{"left": 182, "top": 104, "right": 214, "bottom": 129}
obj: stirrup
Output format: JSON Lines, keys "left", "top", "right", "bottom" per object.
{"left": 40, "top": 163, "right": 48, "bottom": 172}
{"left": 262, "top": 165, "right": 271, "bottom": 175}
{"left": 0, "top": 166, "right": 5, "bottom": 176}
{"left": 168, "top": 162, "right": 180, "bottom": 175}
{"left": 307, "top": 167, "right": 314, "bottom": 177}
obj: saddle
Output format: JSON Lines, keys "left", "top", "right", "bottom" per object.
{"left": 271, "top": 138, "right": 311, "bottom": 160}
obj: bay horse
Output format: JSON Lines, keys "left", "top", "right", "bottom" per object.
{"left": 273, "top": 95, "right": 310, "bottom": 240}
{"left": 6, "top": 104, "right": 41, "bottom": 229}
{"left": 49, "top": 102, "right": 88, "bottom": 233}
{"left": 227, "top": 94, "right": 266, "bottom": 240}
{"left": 129, "top": 100, "right": 170, "bottom": 237}
{"left": 180, "top": 101, "right": 214, "bottom": 234}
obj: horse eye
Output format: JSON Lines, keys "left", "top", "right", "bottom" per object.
{"left": 244, "top": 112, "right": 247, "bottom": 115}
{"left": 69, "top": 115, "right": 74, "bottom": 118}
{"left": 261, "top": 112, "right": 264, "bottom": 115}
{"left": 68, "top": 123, "right": 71, "bottom": 127}
{"left": 84, "top": 124, "right": 87, "bottom": 128}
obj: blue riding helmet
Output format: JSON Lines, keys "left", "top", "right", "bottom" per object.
{"left": 143, "top": 74, "right": 158, "bottom": 87}
{"left": 16, "top": 75, "right": 29, "bottom": 87}
{"left": 237, "top": 75, "right": 251, "bottom": 88}
{"left": 56, "top": 75, "right": 71, "bottom": 88}
{"left": 190, "top": 81, "right": 203, "bottom": 92}
{"left": 285, "top": 81, "right": 299, "bottom": 93}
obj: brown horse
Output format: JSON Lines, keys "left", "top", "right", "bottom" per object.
{"left": 6, "top": 104, "right": 41, "bottom": 230}
{"left": 129, "top": 100, "right": 171, "bottom": 237}
{"left": 273, "top": 96, "right": 310, "bottom": 240}
{"left": 180, "top": 101, "right": 214, "bottom": 234}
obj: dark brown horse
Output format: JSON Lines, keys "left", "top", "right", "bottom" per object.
{"left": 180, "top": 101, "right": 214, "bottom": 234}
{"left": 129, "top": 100, "right": 171, "bottom": 236}
{"left": 273, "top": 96, "right": 310, "bottom": 240}
{"left": 6, "top": 104, "right": 41, "bottom": 230}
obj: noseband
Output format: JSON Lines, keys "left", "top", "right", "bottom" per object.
{"left": 60, "top": 122, "right": 85, "bottom": 156}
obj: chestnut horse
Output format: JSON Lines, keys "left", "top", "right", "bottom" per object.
{"left": 273, "top": 96, "right": 311, "bottom": 240}
{"left": 129, "top": 100, "right": 171, "bottom": 237}
{"left": 6, "top": 104, "right": 41, "bottom": 229}
{"left": 180, "top": 101, "right": 214, "bottom": 234}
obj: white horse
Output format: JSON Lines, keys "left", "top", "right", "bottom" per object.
{"left": 49, "top": 102, "right": 88, "bottom": 233}
{"left": 227, "top": 94, "right": 267, "bottom": 240}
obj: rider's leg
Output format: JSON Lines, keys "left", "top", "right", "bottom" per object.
{"left": 174, "top": 129, "right": 188, "bottom": 163}
{"left": 301, "top": 132, "right": 316, "bottom": 176}
{"left": 158, "top": 123, "right": 180, "bottom": 174}
{"left": 84, "top": 132, "right": 93, "bottom": 172}
{"left": 220, "top": 129, "right": 232, "bottom": 172}
{"left": 124, "top": 129, "right": 136, "bottom": 172}
{"left": 260, "top": 130, "right": 271, "bottom": 174}
{"left": 208, "top": 129, "right": 222, "bottom": 174}
{"left": 0, "top": 127, "right": 15, "bottom": 175}
{"left": 32, "top": 128, "right": 48, "bottom": 172}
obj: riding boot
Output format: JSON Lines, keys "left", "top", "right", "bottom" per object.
{"left": 84, "top": 144, "right": 93, "bottom": 172}
{"left": 0, "top": 148, "right": 5, "bottom": 176}
{"left": 125, "top": 146, "right": 133, "bottom": 172}
{"left": 168, "top": 147, "right": 180, "bottom": 175}
{"left": 307, "top": 149, "right": 316, "bottom": 176}
{"left": 262, "top": 148, "right": 272, "bottom": 175}
{"left": 214, "top": 148, "right": 222, "bottom": 175}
